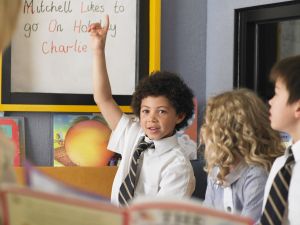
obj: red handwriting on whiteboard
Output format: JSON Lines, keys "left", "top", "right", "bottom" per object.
{"left": 41, "top": 40, "right": 87, "bottom": 54}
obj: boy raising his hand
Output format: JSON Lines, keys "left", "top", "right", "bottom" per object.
{"left": 88, "top": 16, "right": 195, "bottom": 206}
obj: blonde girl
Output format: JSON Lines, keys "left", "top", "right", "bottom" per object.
{"left": 201, "top": 88, "right": 284, "bottom": 223}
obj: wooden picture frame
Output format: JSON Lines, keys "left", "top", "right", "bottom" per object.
{"left": 0, "top": 0, "right": 161, "bottom": 112}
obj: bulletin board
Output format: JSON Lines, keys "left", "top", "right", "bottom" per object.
{"left": 0, "top": 0, "right": 161, "bottom": 112}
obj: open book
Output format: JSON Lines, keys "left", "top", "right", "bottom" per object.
{"left": 0, "top": 185, "right": 254, "bottom": 225}
{"left": 23, "top": 161, "right": 109, "bottom": 202}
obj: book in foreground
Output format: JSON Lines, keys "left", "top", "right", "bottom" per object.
{"left": 0, "top": 185, "right": 254, "bottom": 225}
{"left": 23, "top": 160, "right": 109, "bottom": 202}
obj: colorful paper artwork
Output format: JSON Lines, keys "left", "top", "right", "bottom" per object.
{"left": 0, "top": 117, "right": 21, "bottom": 166}
{"left": 53, "top": 114, "right": 118, "bottom": 167}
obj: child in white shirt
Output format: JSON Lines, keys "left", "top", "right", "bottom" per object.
{"left": 88, "top": 15, "right": 195, "bottom": 206}
{"left": 261, "top": 55, "right": 300, "bottom": 225}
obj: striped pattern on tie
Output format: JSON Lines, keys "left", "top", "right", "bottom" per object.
{"left": 260, "top": 146, "right": 295, "bottom": 225}
{"left": 118, "top": 136, "right": 154, "bottom": 206}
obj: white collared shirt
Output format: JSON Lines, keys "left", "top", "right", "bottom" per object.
{"left": 262, "top": 140, "right": 300, "bottom": 225}
{"left": 108, "top": 114, "right": 195, "bottom": 206}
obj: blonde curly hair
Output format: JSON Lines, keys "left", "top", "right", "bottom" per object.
{"left": 201, "top": 88, "right": 284, "bottom": 183}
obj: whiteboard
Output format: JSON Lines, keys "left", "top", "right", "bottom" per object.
{"left": 11, "top": 0, "right": 137, "bottom": 95}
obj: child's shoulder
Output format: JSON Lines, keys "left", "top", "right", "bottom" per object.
{"left": 166, "top": 146, "right": 193, "bottom": 168}
{"left": 117, "top": 113, "right": 141, "bottom": 132}
{"left": 229, "top": 165, "right": 269, "bottom": 191}
{"left": 244, "top": 165, "right": 269, "bottom": 180}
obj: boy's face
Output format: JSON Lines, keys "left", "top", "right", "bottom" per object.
{"left": 140, "top": 96, "right": 185, "bottom": 140}
{"left": 269, "top": 78, "right": 297, "bottom": 134}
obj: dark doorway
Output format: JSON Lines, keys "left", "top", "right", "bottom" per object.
{"left": 234, "top": 1, "right": 300, "bottom": 102}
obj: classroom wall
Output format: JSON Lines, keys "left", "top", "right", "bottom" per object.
{"left": 8, "top": 0, "right": 290, "bottom": 165}
{"left": 206, "top": 0, "right": 291, "bottom": 99}
{"left": 8, "top": 112, "right": 53, "bottom": 165}
{"left": 161, "top": 0, "right": 207, "bottom": 124}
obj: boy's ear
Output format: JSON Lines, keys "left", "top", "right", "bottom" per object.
{"left": 295, "top": 100, "right": 300, "bottom": 119}
{"left": 176, "top": 113, "right": 186, "bottom": 124}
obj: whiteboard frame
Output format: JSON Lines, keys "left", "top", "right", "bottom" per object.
{"left": 0, "top": 0, "right": 160, "bottom": 113}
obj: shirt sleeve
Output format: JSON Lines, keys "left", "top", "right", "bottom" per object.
{"left": 240, "top": 167, "right": 268, "bottom": 223}
{"left": 107, "top": 114, "right": 142, "bottom": 155}
{"left": 203, "top": 176, "right": 214, "bottom": 208}
{"left": 157, "top": 157, "right": 195, "bottom": 197}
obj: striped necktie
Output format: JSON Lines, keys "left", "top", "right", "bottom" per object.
{"left": 260, "top": 146, "right": 295, "bottom": 225}
{"left": 118, "top": 136, "right": 154, "bottom": 206}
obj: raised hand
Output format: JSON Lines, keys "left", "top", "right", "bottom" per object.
{"left": 88, "top": 15, "right": 110, "bottom": 52}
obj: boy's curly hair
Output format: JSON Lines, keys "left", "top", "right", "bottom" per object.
{"left": 131, "top": 71, "right": 194, "bottom": 131}
{"left": 201, "top": 88, "right": 284, "bottom": 184}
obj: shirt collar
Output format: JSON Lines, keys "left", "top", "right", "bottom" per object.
{"left": 144, "top": 133, "right": 179, "bottom": 155}
{"left": 211, "top": 160, "right": 249, "bottom": 187}
{"left": 290, "top": 140, "right": 300, "bottom": 163}
{"left": 223, "top": 160, "right": 249, "bottom": 186}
